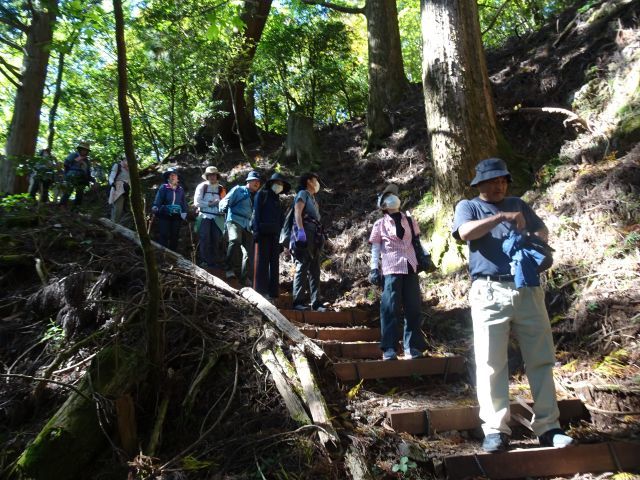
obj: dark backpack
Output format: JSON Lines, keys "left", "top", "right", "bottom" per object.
{"left": 279, "top": 202, "right": 295, "bottom": 247}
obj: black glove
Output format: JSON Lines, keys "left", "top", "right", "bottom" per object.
{"left": 369, "top": 268, "right": 382, "bottom": 286}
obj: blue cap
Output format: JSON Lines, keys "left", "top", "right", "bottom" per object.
{"left": 246, "top": 170, "right": 262, "bottom": 182}
{"left": 470, "top": 158, "right": 512, "bottom": 186}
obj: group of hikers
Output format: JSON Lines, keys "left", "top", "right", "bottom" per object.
{"left": 151, "top": 166, "right": 328, "bottom": 312}
{"left": 28, "top": 147, "right": 575, "bottom": 453}
{"left": 28, "top": 142, "right": 130, "bottom": 224}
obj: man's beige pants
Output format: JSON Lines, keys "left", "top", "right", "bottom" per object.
{"left": 470, "top": 279, "right": 561, "bottom": 436}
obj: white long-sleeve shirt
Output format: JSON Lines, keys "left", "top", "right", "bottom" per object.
{"left": 194, "top": 181, "right": 224, "bottom": 219}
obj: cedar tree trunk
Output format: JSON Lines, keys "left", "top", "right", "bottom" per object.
{"left": 1, "top": 1, "right": 58, "bottom": 194}
{"left": 364, "top": 0, "right": 408, "bottom": 151}
{"left": 195, "top": 0, "right": 272, "bottom": 152}
{"left": 421, "top": 0, "right": 499, "bottom": 270}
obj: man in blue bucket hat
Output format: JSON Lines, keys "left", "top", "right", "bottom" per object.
{"left": 219, "top": 170, "right": 262, "bottom": 285}
{"left": 452, "top": 157, "right": 574, "bottom": 453}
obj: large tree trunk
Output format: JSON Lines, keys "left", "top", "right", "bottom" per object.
{"left": 195, "top": 0, "right": 272, "bottom": 152}
{"left": 1, "top": 1, "right": 58, "bottom": 194}
{"left": 281, "top": 112, "right": 321, "bottom": 166}
{"left": 421, "top": 0, "right": 499, "bottom": 271}
{"left": 364, "top": 0, "right": 408, "bottom": 151}
{"left": 113, "top": 0, "right": 163, "bottom": 379}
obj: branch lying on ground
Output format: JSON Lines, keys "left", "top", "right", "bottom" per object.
{"left": 508, "top": 107, "right": 593, "bottom": 132}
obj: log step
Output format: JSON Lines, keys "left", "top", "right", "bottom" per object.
{"left": 444, "top": 442, "right": 640, "bottom": 480}
{"left": 386, "top": 398, "right": 589, "bottom": 435}
{"left": 280, "top": 309, "right": 370, "bottom": 325}
{"left": 333, "top": 356, "right": 465, "bottom": 381}
{"left": 300, "top": 327, "right": 380, "bottom": 342}
{"left": 321, "top": 341, "right": 384, "bottom": 359}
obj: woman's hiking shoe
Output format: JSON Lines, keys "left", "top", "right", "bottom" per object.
{"left": 538, "top": 428, "right": 575, "bottom": 448}
{"left": 482, "top": 433, "right": 509, "bottom": 453}
{"left": 382, "top": 349, "right": 398, "bottom": 361}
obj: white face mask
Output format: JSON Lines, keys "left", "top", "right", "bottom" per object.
{"left": 271, "top": 183, "right": 283, "bottom": 194}
{"left": 383, "top": 194, "right": 401, "bottom": 210}
{"left": 311, "top": 179, "right": 320, "bottom": 194}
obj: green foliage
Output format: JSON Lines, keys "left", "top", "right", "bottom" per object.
{"left": 252, "top": 7, "right": 367, "bottom": 132}
{"left": 479, "top": 0, "right": 574, "bottom": 49}
{"left": 42, "top": 319, "right": 66, "bottom": 347}
{"left": 391, "top": 456, "right": 417, "bottom": 475}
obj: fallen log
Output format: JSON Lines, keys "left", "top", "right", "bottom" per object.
{"left": 258, "top": 338, "right": 312, "bottom": 426}
{"left": 99, "top": 218, "right": 325, "bottom": 360}
{"left": 291, "top": 346, "right": 339, "bottom": 447}
{"left": 14, "top": 345, "right": 145, "bottom": 479}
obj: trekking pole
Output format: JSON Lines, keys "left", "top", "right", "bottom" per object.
{"left": 147, "top": 213, "right": 155, "bottom": 234}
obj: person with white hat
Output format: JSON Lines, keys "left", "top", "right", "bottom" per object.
{"left": 452, "top": 157, "right": 574, "bottom": 453}
{"left": 219, "top": 170, "right": 262, "bottom": 285}
{"left": 369, "top": 184, "right": 428, "bottom": 361}
{"left": 194, "top": 166, "right": 227, "bottom": 269}
{"left": 60, "top": 141, "right": 93, "bottom": 207}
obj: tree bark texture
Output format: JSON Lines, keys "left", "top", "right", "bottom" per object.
{"left": 195, "top": 0, "right": 272, "bottom": 152}
{"left": 15, "top": 346, "right": 145, "bottom": 479}
{"left": 364, "top": 0, "right": 409, "bottom": 150}
{"left": 47, "top": 49, "right": 67, "bottom": 152}
{"left": 1, "top": 1, "right": 57, "bottom": 194}
{"left": 113, "top": 0, "right": 164, "bottom": 373}
{"left": 420, "top": 0, "right": 499, "bottom": 270}
{"left": 281, "top": 112, "right": 322, "bottom": 166}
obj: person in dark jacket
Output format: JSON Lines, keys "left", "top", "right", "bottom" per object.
{"left": 152, "top": 168, "right": 188, "bottom": 251}
{"left": 60, "top": 142, "right": 93, "bottom": 207}
{"left": 252, "top": 173, "right": 291, "bottom": 301}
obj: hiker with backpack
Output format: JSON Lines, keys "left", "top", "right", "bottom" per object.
{"left": 252, "top": 173, "right": 291, "bottom": 301}
{"left": 152, "top": 168, "right": 188, "bottom": 251}
{"left": 60, "top": 141, "right": 94, "bottom": 207}
{"left": 291, "top": 172, "right": 327, "bottom": 312}
{"left": 107, "top": 156, "right": 130, "bottom": 223}
{"left": 219, "top": 170, "right": 262, "bottom": 285}
{"left": 194, "top": 166, "right": 226, "bottom": 269}
{"left": 368, "top": 184, "right": 428, "bottom": 361}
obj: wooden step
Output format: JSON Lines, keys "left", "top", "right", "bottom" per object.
{"left": 321, "top": 341, "right": 384, "bottom": 359}
{"left": 386, "top": 399, "right": 589, "bottom": 435}
{"left": 444, "top": 442, "right": 640, "bottom": 480}
{"left": 280, "top": 309, "right": 369, "bottom": 325}
{"left": 300, "top": 327, "right": 380, "bottom": 342}
{"left": 333, "top": 356, "right": 465, "bottom": 381}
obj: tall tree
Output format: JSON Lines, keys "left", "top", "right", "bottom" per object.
{"left": 195, "top": 0, "right": 273, "bottom": 152}
{"left": 302, "top": 0, "right": 409, "bottom": 151}
{"left": 0, "top": 0, "right": 58, "bottom": 194}
{"left": 113, "top": 0, "right": 163, "bottom": 377}
{"left": 421, "top": 0, "right": 499, "bottom": 270}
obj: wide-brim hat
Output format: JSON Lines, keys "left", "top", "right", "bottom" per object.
{"left": 266, "top": 173, "right": 291, "bottom": 194}
{"left": 470, "top": 157, "right": 512, "bottom": 186}
{"left": 246, "top": 170, "right": 262, "bottom": 182}
{"left": 202, "top": 166, "right": 220, "bottom": 180}
{"left": 76, "top": 142, "right": 91, "bottom": 152}
{"left": 377, "top": 183, "right": 399, "bottom": 209}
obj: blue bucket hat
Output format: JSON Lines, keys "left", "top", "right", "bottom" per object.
{"left": 470, "top": 157, "right": 512, "bottom": 186}
{"left": 246, "top": 170, "right": 262, "bottom": 183}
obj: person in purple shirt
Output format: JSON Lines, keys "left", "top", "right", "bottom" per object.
{"left": 152, "top": 168, "right": 188, "bottom": 251}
